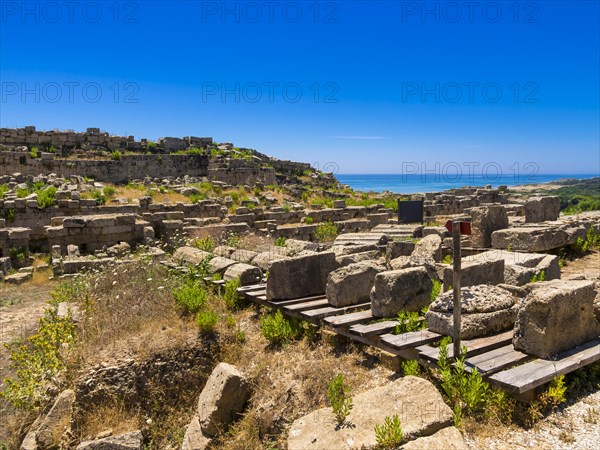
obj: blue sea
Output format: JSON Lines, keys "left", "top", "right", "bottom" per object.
{"left": 336, "top": 174, "right": 599, "bottom": 194}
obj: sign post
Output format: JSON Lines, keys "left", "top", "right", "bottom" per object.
{"left": 452, "top": 221, "right": 462, "bottom": 359}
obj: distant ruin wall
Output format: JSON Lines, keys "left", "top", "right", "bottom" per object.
{"left": 0, "top": 152, "right": 209, "bottom": 183}
{"left": 0, "top": 126, "right": 212, "bottom": 153}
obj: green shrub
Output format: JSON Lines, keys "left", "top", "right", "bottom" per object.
{"left": 192, "top": 236, "right": 216, "bottom": 252}
{"left": 395, "top": 310, "right": 425, "bottom": 334}
{"left": 147, "top": 141, "right": 157, "bottom": 150}
{"left": 442, "top": 255, "right": 453, "bottom": 264}
{"left": 36, "top": 186, "right": 57, "bottom": 209}
{"left": 304, "top": 216, "right": 314, "bottom": 224}
{"left": 430, "top": 279, "right": 442, "bottom": 301}
{"left": 224, "top": 232, "right": 241, "bottom": 248}
{"left": 400, "top": 359, "right": 420, "bottom": 376}
{"left": 4, "top": 208, "right": 16, "bottom": 222}
{"left": 103, "top": 185, "right": 116, "bottom": 199}
{"left": 0, "top": 184, "right": 9, "bottom": 199}
{"left": 1, "top": 307, "right": 76, "bottom": 409}
{"left": 374, "top": 415, "right": 404, "bottom": 449}
{"left": 110, "top": 150, "right": 122, "bottom": 160}
{"left": 327, "top": 373, "right": 353, "bottom": 425}
{"left": 196, "top": 309, "right": 219, "bottom": 333}
{"left": 274, "top": 237, "right": 287, "bottom": 247}
{"left": 223, "top": 278, "right": 242, "bottom": 310}
{"left": 9, "top": 247, "right": 27, "bottom": 261}
{"left": 93, "top": 190, "right": 106, "bottom": 205}
{"left": 529, "top": 270, "right": 546, "bottom": 283}
{"left": 173, "top": 281, "right": 207, "bottom": 315}
{"left": 187, "top": 147, "right": 203, "bottom": 155}
{"left": 314, "top": 221, "right": 339, "bottom": 242}
{"left": 260, "top": 310, "right": 301, "bottom": 345}
{"left": 16, "top": 187, "right": 31, "bottom": 198}
{"left": 29, "top": 147, "right": 39, "bottom": 158}
{"left": 438, "top": 337, "right": 489, "bottom": 415}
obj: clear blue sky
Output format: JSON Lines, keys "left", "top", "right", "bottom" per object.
{"left": 1, "top": 0, "right": 599, "bottom": 175}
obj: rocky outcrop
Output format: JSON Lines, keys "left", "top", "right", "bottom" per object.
{"left": 513, "top": 280, "right": 600, "bottom": 358}
{"left": 287, "top": 376, "right": 455, "bottom": 450}
{"left": 326, "top": 262, "right": 386, "bottom": 307}
{"left": 266, "top": 252, "right": 337, "bottom": 300}
{"left": 426, "top": 285, "right": 520, "bottom": 339}
{"left": 371, "top": 267, "right": 433, "bottom": 317}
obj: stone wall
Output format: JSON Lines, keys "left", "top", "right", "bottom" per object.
{"left": 0, "top": 126, "right": 212, "bottom": 153}
{"left": 0, "top": 152, "right": 209, "bottom": 183}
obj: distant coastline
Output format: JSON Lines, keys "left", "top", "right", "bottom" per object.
{"left": 336, "top": 174, "right": 600, "bottom": 194}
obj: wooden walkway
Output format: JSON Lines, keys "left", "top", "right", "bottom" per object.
{"left": 238, "top": 283, "right": 600, "bottom": 399}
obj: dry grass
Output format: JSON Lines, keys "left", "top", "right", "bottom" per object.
{"left": 77, "top": 398, "right": 140, "bottom": 441}
{"left": 215, "top": 309, "right": 395, "bottom": 449}
{"left": 67, "top": 260, "right": 184, "bottom": 367}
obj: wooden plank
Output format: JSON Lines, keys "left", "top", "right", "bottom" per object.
{"left": 302, "top": 303, "right": 371, "bottom": 321}
{"left": 237, "top": 283, "right": 267, "bottom": 293}
{"left": 271, "top": 294, "right": 327, "bottom": 305}
{"left": 324, "top": 310, "right": 374, "bottom": 327}
{"left": 465, "top": 345, "right": 533, "bottom": 376}
{"left": 350, "top": 321, "right": 398, "bottom": 337}
{"left": 489, "top": 339, "right": 600, "bottom": 394}
{"left": 380, "top": 330, "right": 443, "bottom": 352}
{"left": 284, "top": 299, "right": 329, "bottom": 312}
{"left": 417, "top": 330, "right": 513, "bottom": 364}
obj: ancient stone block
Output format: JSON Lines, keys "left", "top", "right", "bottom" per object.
{"left": 426, "top": 285, "right": 520, "bottom": 339}
{"left": 197, "top": 363, "right": 250, "bottom": 437}
{"left": 266, "top": 252, "right": 337, "bottom": 300}
{"left": 326, "top": 262, "right": 386, "bottom": 307}
{"left": 470, "top": 205, "right": 509, "bottom": 248}
{"left": 371, "top": 267, "right": 433, "bottom": 317}
{"left": 525, "top": 196, "right": 560, "bottom": 223}
{"left": 442, "top": 259, "right": 504, "bottom": 290}
{"left": 513, "top": 280, "right": 600, "bottom": 358}
{"left": 223, "top": 263, "right": 262, "bottom": 286}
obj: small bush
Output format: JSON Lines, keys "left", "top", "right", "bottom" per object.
{"left": 193, "top": 236, "right": 216, "bottom": 252}
{"left": 93, "top": 190, "right": 106, "bottom": 205}
{"left": 4, "top": 208, "right": 16, "bottom": 222}
{"left": 395, "top": 310, "right": 425, "bottom": 334}
{"left": 304, "top": 216, "right": 314, "bottom": 224}
{"left": 223, "top": 278, "right": 242, "bottom": 310}
{"left": 274, "top": 237, "right": 287, "bottom": 247}
{"left": 314, "top": 221, "right": 339, "bottom": 242}
{"left": 529, "top": 270, "right": 546, "bottom": 283}
{"left": 327, "top": 373, "right": 353, "bottom": 425}
{"left": 16, "top": 187, "right": 31, "bottom": 198}
{"left": 1, "top": 306, "right": 76, "bottom": 409}
{"left": 374, "top": 415, "right": 404, "bottom": 449}
{"left": 173, "top": 281, "right": 207, "bottom": 315}
{"left": 438, "top": 337, "right": 489, "bottom": 415}
{"left": 36, "top": 186, "right": 57, "bottom": 209}
{"left": 147, "top": 141, "right": 157, "bottom": 150}
{"left": 196, "top": 309, "right": 219, "bottom": 333}
{"left": 29, "top": 147, "right": 39, "bottom": 158}
{"left": 260, "top": 310, "right": 301, "bottom": 345}
{"left": 0, "top": 184, "right": 9, "bottom": 199}
{"left": 400, "top": 360, "right": 420, "bottom": 376}
{"left": 430, "top": 279, "right": 442, "bottom": 301}
{"left": 442, "top": 255, "right": 453, "bottom": 264}
{"left": 110, "top": 150, "right": 122, "bottom": 160}
{"left": 9, "top": 247, "right": 27, "bottom": 261}
{"left": 103, "top": 185, "right": 116, "bottom": 199}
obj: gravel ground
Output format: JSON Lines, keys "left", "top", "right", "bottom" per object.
{"left": 465, "top": 389, "right": 600, "bottom": 449}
